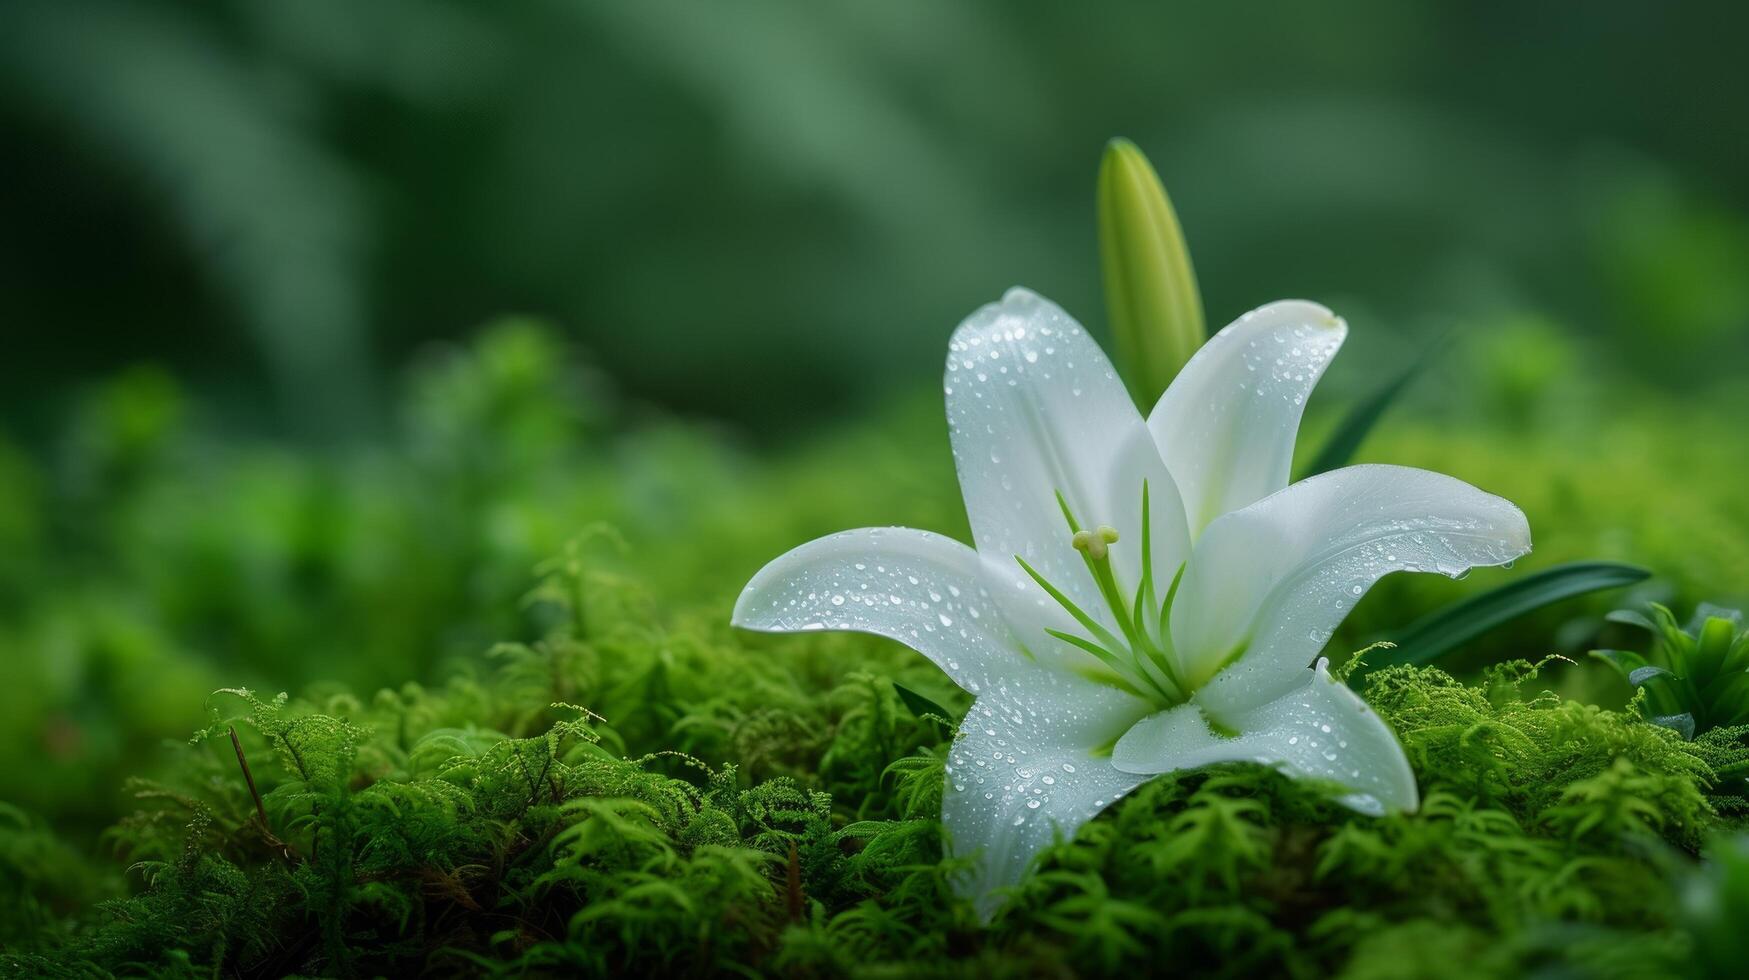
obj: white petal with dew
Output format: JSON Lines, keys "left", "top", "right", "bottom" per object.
{"left": 733, "top": 527, "right": 1020, "bottom": 691}
{"left": 943, "top": 665, "right": 1151, "bottom": 920}
{"left": 1147, "top": 300, "right": 1345, "bottom": 538}
{"left": 945, "top": 287, "right": 1189, "bottom": 637}
{"left": 1110, "top": 658, "right": 1418, "bottom": 815}
{"left": 1172, "top": 465, "right": 1531, "bottom": 716}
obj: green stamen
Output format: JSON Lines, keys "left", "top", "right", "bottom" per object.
{"left": 1133, "top": 482, "right": 1155, "bottom": 641}
{"left": 1015, "top": 554, "right": 1129, "bottom": 657}
{"left": 1154, "top": 560, "right": 1189, "bottom": 679}
{"left": 1055, "top": 490, "right": 1083, "bottom": 534}
{"left": 1023, "top": 484, "right": 1194, "bottom": 705}
{"left": 1046, "top": 628, "right": 1138, "bottom": 680}
{"left": 1160, "top": 561, "right": 1186, "bottom": 635}
{"left": 1124, "top": 484, "right": 1188, "bottom": 693}
{"left": 1069, "top": 663, "right": 1153, "bottom": 701}
{"left": 1075, "top": 526, "right": 1132, "bottom": 637}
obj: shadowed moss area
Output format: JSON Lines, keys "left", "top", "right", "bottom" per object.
{"left": 3, "top": 321, "right": 1748, "bottom": 976}
{"left": 0, "top": 564, "right": 1732, "bottom": 976}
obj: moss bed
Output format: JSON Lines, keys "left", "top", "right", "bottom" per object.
{"left": 3, "top": 323, "right": 1747, "bottom": 977}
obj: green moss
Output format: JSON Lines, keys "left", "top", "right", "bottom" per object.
{"left": 4, "top": 321, "right": 1748, "bottom": 975}
{"left": 1, "top": 553, "right": 1738, "bottom": 977}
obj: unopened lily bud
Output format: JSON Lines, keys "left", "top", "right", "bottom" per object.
{"left": 1097, "top": 138, "right": 1206, "bottom": 407}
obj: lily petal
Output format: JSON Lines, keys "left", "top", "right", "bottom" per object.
{"left": 1148, "top": 300, "right": 1345, "bottom": 537}
{"left": 1110, "top": 658, "right": 1418, "bottom": 815}
{"left": 944, "top": 667, "right": 1151, "bottom": 920}
{"left": 733, "top": 527, "right": 1019, "bottom": 691}
{"left": 1172, "top": 465, "right": 1530, "bottom": 716}
{"left": 945, "top": 287, "right": 1189, "bottom": 634}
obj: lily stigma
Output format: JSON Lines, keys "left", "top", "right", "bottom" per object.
{"left": 734, "top": 288, "right": 1531, "bottom": 917}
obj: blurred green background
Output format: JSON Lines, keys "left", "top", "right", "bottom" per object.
{"left": 2, "top": 1, "right": 1748, "bottom": 835}
{"left": 6, "top": 0, "right": 1749, "bottom": 435}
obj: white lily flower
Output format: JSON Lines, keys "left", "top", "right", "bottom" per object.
{"left": 733, "top": 288, "right": 1530, "bottom": 917}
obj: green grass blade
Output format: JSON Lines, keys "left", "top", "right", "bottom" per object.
{"left": 892, "top": 682, "right": 954, "bottom": 725}
{"left": 1300, "top": 333, "right": 1448, "bottom": 478}
{"left": 1359, "top": 560, "right": 1650, "bottom": 672}
{"left": 1589, "top": 648, "right": 1649, "bottom": 682}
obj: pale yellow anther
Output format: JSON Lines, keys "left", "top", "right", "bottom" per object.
{"left": 1072, "top": 525, "right": 1120, "bottom": 561}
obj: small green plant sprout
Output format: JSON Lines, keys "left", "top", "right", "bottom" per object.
{"left": 1592, "top": 603, "right": 1749, "bottom": 739}
{"left": 734, "top": 285, "right": 1530, "bottom": 917}
{"left": 1098, "top": 139, "right": 1205, "bottom": 407}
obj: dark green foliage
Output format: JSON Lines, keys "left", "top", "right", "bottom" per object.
{"left": 1593, "top": 603, "right": 1749, "bottom": 740}
{"left": 1684, "top": 834, "right": 1749, "bottom": 979}
{"left": 0, "top": 804, "right": 108, "bottom": 955}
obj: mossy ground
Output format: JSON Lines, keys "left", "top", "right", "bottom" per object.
{"left": 3, "top": 323, "right": 1747, "bottom": 977}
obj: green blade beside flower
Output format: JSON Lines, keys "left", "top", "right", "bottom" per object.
{"left": 1357, "top": 560, "right": 1650, "bottom": 673}
{"left": 1301, "top": 332, "right": 1450, "bottom": 479}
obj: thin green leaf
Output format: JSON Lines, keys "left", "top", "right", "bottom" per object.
{"left": 1725, "top": 633, "right": 1749, "bottom": 675}
{"left": 1361, "top": 560, "right": 1650, "bottom": 672}
{"left": 1627, "top": 664, "right": 1678, "bottom": 686}
{"left": 1605, "top": 609, "right": 1657, "bottom": 632}
{"left": 1650, "top": 712, "right": 1697, "bottom": 740}
{"left": 1301, "top": 333, "right": 1449, "bottom": 478}
{"left": 1628, "top": 665, "right": 1699, "bottom": 720}
{"left": 892, "top": 682, "right": 954, "bottom": 725}
{"left": 1589, "top": 648, "right": 1649, "bottom": 682}
{"left": 1647, "top": 603, "right": 1691, "bottom": 667}
{"left": 1705, "top": 671, "right": 1749, "bottom": 727}
{"left": 1691, "top": 616, "right": 1738, "bottom": 686}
